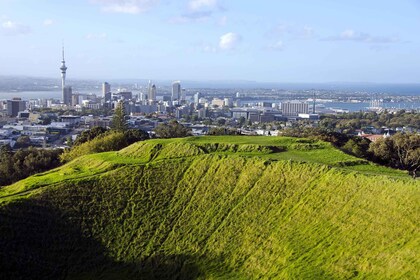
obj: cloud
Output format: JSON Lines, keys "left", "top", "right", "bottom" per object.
{"left": 188, "top": 0, "right": 219, "bottom": 12}
{"left": 1, "top": 20, "right": 31, "bottom": 35}
{"left": 171, "top": 0, "right": 223, "bottom": 23}
{"left": 267, "top": 40, "right": 284, "bottom": 51}
{"left": 85, "top": 32, "right": 108, "bottom": 40}
{"left": 269, "top": 23, "right": 315, "bottom": 40}
{"left": 91, "top": 0, "right": 159, "bottom": 14}
{"left": 43, "top": 19, "right": 54, "bottom": 26}
{"left": 219, "top": 32, "right": 241, "bottom": 50}
{"left": 169, "top": 11, "right": 212, "bottom": 24}
{"left": 270, "top": 23, "right": 291, "bottom": 36}
{"left": 324, "top": 29, "right": 399, "bottom": 43}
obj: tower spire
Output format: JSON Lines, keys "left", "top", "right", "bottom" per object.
{"left": 62, "top": 44, "right": 65, "bottom": 61}
{"left": 60, "top": 45, "right": 67, "bottom": 88}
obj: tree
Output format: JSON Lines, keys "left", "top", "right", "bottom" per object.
{"left": 0, "top": 147, "right": 62, "bottom": 186}
{"left": 154, "top": 120, "right": 192, "bottom": 138}
{"left": 15, "top": 136, "right": 31, "bottom": 148}
{"left": 217, "top": 118, "right": 226, "bottom": 126}
{"left": 369, "top": 133, "right": 420, "bottom": 178}
{"left": 208, "top": 127, "right": 240, "bottom": 136}
{"left": 238, "top": 116, "right": 246, "bottom": 127}
{"left": 74, "top": 126, "right": 108, "bottom": 146}
{"left": 111, "top": 101, "right": 128, "bottom": 132}
{"left": 124, "top": 129, "right": 149, "bottom": 145}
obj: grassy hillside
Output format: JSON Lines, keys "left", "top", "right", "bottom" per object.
{"left": 0, "top": 136, "right": 419, "bottom": 279}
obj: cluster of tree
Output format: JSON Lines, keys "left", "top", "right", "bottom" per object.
{"left": 369, "top": 133, "right": 420, "bottom": 178}
{"left": 73, "top": 126, "right": 108, "bottom": 146}
{"left": 281, "top": 127, "right": 419, "bottom": 178}
{"left": 207, "top": 127, "right": 241, "bottom": 136}
{"left": 319, "top": 110, "right": 420, "bottom": 133}
{"left": 0, "top": 146, "right": 62, "bottom": 186}
{"left": 281, "top": 127, "right": 371, "bottom": 158}
{"left": 154, "top": 120, "right": 192, "bottom": 138}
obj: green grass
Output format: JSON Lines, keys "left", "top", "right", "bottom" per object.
{"left": 0, "top": 136, "right": 418, "bottom": 279}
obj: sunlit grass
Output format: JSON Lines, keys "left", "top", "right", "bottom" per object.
{"left": 1, "top": 135, "right": 418, "bottom": 278}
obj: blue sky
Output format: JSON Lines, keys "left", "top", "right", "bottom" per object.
{"left": 0, "top": 0, "right": 419, "bottom": 83}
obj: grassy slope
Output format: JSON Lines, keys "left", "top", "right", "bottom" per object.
{"left": 0, "top": 136, "right": 419, "bottom": 279}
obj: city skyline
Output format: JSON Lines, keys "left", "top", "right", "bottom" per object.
{"left": 0, "top": 1, "right": 420, "bottom": 83}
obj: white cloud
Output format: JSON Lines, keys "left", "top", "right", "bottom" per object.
{"left": 269, "top": 23, "right": 315, "bottom": 40}
{"left": 219, "top": 32, "right": 241, "bottom": 50}
{"left": 171, "top": 0, "right": 222, "bottom": 24}
{"left": 43, "top": 19, "right": 54, "bottom": 26}
{"left": 1, "top": 20, "right": 31, "bottom": 36}
{"left": 268, "top": 40, "right": 284, "bottom": 51}
{"left": 85, "top": 32, "right": 108, "bottom": 40}
{"left": 324, "top": 29, "right": 399, "bottom": 43}
{"left": 188, "top": 0, "right": 218, "bottom": 12}
{"left": 169, "top": 11, "right": 212, "bottom": 24}
{"left": 91, "top": 0, "right": 159, "bottom": 14}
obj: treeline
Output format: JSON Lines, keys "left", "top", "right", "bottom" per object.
{"left": 0, "top": 146, "right": 62, "bottom": 186}
{"left": 319, "top": 110, "right": 420, "bottom": 133}
{"left": 281, "top": 127, "right": 420, "bottom": 177}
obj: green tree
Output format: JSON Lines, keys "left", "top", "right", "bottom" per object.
{"left": 124, "top": 129, "right": 149, "bottom": 145}
{"left": 111, "top": 101, "right": 128, "bottom": 132}
{"left": 15, "top": 136, "right": 31, "bottom": 148}
{"left": 238, "top": 116, "right": 246, "bottom": 127}
{"left": 0, "top": 147, "right": 62, "bottom": 186}
{"left": 74, "top": 126, "right": 108, "bottom": 146}
{"left": 369, "top": 133, "right": 420, "bottom": 177}
{"left": 154, "top": 120, "right": 192, "bottom": 138}
{"left": 208, "top": 127, "right": 240, "bottom": 135}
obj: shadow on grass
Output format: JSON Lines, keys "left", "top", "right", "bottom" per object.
{"left": 0, "top": 199, "right": 215, "bottom": 280}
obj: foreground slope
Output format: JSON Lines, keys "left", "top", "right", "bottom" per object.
{"left": 0, "top": 136, "right": 419, "bottom": 279}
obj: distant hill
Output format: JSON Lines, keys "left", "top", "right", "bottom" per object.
{"left": 0, "top": 136, "right": 419, "bottom": 279}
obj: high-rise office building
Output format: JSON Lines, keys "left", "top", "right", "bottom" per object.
{"left": 149, "top": 84, "right": 157, "bottom": 101}
{"left": 63, "top": 86, "right": 73, "bottom": 106}
{"left": 103, "top": 82, "right": 111, "bottom": 102}
{"left": 194, "top": 92, "right": 201, "bottom": 105}
{"left": 281, "top": 102, "right": 309, "bottom": 116}
{"left": 172, "top": 81, "right": 181, "bottom": 101}
{"left": 60, "top": 46, "right": 72, "bottom": 105}
{"left": 103, "top": 82, "right": 111, "bottom": 97}
{"left": 7, "top": 98, "right": 26, "bottom": 117}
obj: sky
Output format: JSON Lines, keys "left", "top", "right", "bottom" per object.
{"left": 0, "top": 0, "right": 420, "bottom": 83}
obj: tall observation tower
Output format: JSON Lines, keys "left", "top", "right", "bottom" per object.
{"left": 60, "top": 46, "right": 72, "bottom": 105}
{"left": 60, "top": 46, "right": 67, "bottom": 89}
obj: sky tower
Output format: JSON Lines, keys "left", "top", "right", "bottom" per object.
{"left": 60, "top": 46, "right": 72, "bottom": 105}
{"left": 60, "top": 46, "right": 67, "bottom": 89}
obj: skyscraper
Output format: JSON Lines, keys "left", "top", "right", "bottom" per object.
{"left": 63, "top": 86, "right": 73, "bottom": 106}
{"left": 194, "top": 92, "right": 201, "bottom": 105}
{"left": 7, "top": 98, "right": 26, "bottom": 117}
{"left": 149, "top": 84, "right": 157, "bottom": 101}
{"left": 60, "top": 46, "right": 72, "bottom": 105}
{"left": 103, "top": 82, "right": 111, "bottom": 97}
{"left": 172, "top": 81, "right": 181, "bottom": 101}
{"left": 103, "top": 82, "right": 111, "bottom": 102}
